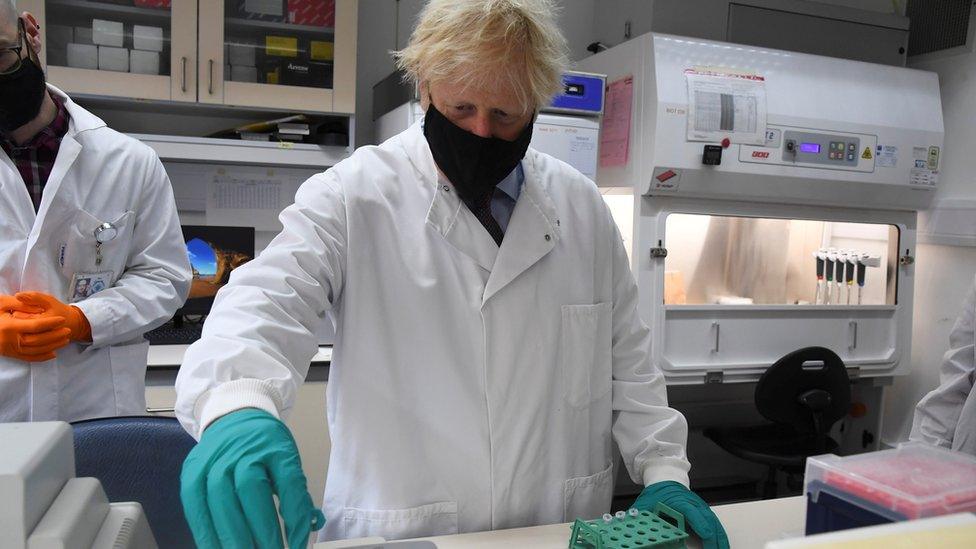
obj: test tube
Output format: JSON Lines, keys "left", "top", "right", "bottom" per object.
{"left": 603, "top": 513, "right": 613, "bottom": 523}
{"left": 628, "top": 508, "right": 640, "bottom": 517}
{"left": 615, "top": 511, "right": 627, "bottom": 520}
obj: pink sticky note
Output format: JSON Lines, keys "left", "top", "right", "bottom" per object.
{"left": 599, "top": 76, "right": 634, "bottom": 168}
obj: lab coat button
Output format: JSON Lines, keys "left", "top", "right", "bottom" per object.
{"left": 545, "top": 234, "right": 551, "bottom": 241}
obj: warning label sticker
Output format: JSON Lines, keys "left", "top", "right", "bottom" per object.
{"left": 861, "top": 147, "right": 873, "bottom": 160}
{"left": 876, "top": 145, "right": 897, "bottom": 168}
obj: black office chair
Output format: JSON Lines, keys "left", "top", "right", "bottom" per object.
{"left": 72, "top": 416, "right": 197, "bottom": 548}
{"left": 704, "top": 346, "right": 851, "bottom": 499}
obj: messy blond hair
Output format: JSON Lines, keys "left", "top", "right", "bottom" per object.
{"left": 393, "top": 0, "right": 569, "bottom": 114}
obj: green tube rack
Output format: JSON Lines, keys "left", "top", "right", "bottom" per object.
{"left": 568, "top": 503, "right": 689, "bottom": 549}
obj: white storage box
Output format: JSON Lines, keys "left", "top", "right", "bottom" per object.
{"left": 66, "top": 43, "right": 98, "bottom": 69}
{"left": 130, "top": 50, "right": 159, "bottom": 75}
{"left": 92, "top": 19, "right": 124, "bottom": 48}
{"left": 97, "top": 46, "right": 129, "bottom": 72}
{"left": 133, "top": 25, "right": 163, "bottom": 52}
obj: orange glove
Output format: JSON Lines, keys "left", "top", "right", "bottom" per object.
{"left": 0, "top": 295, "right": 43, "bottom": 315}
{"left": 14, "top": 292, "right": 92, "bottom": 343}
{"left": 0, "top": 313, "right": 70, "bottom": 362}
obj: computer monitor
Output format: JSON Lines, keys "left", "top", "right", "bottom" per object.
{"left": 179, "top": 225, "right": 255, "bottom": 316}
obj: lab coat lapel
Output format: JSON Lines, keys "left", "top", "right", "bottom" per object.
{"left": 400, "top": 121, "right": 498, "bottom": 272}
{"left": 0, "top": 152, "right": 35, "bottom": 235}
{"left": 483, "top": 151, "right": 560, "bottom": 304}
{"left": 28, "top": 86, "right": 101, "bottom": 252}
{"left": 27, "top": 135, "right": 80, "bottom": 252}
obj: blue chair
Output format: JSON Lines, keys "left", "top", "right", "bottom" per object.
{"left": 71, "top": 415, "right": 197, "bottom": 548}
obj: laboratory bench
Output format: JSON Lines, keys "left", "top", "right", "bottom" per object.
{"left": 315, "top": 496, "right": 806, "bottom": 549}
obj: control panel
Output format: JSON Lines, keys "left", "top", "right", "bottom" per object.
{"left": 739, "top": 125, "right": 876, "bottom": 173}
{"left": 783, "top": 131, "right": 860, "bottom": 167}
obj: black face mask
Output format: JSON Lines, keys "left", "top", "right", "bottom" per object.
{"left": 0, "top": 56, "right": 47, "bottom": 133}
{"left": 423, "top": 100, "right": 534, "bottom": 207}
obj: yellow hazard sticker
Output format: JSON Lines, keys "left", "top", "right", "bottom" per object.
{"left": 862, "top": 147, "right": 873, "bottom": 160}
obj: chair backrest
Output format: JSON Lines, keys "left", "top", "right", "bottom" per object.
{"left": 755, "top": 346, "right": 851, "bottom": 434}
{"left": 71, "top": 416, "right": 196, "bottom": 549}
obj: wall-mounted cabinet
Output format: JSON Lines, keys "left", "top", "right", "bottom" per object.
{"left": 24, "top": 0, "right": 357, "bottom": 114}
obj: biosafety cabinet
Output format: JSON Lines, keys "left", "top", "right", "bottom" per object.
{"left": 578, "top": 33, "right": 944, "bottom": 385}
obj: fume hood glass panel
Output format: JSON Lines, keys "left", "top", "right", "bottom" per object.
{"left": 663, "top": 214, "right": 898, "bottom": 306}
{"left": 44, "top": 0, "right": 172, "bottom": 76}
{"left": 223, "top": 0, "right": 334, "bottom": 89}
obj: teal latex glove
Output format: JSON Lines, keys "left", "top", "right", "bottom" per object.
{"left": 180, "top": 408, "right": 325, "bottom": 548}
{"left": 632, "top": 481, "right": 729, "bottom": 549}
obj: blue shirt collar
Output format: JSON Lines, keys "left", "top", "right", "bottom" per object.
{"left": 496, "top": 163, "right": 524, "bottom": 202}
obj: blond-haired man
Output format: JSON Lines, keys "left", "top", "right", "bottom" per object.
{"left": 176, "top": 1, "right": 727, "bottom": 547}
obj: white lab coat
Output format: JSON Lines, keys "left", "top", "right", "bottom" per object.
{"left": 0, "top": 85, "right": 191, "bottom": 422}
{"left": 911, "top": 274, "right": 976, "bottom": 455}
{"left": 175, "top": 121, "right": 690, "bottom": 541}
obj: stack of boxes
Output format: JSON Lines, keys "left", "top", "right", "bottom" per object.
{"left": 58, "top": 18, "right": 164, "bottom": 75}
{"left": 131, "top": 24, "right": 164, "bottom": 74}
{"left": 232, "top": 0, "right": 334, "bottom": 88}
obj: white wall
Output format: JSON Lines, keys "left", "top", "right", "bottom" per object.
{"left": 882, "top": 47, "right": 976, "bottom": 445}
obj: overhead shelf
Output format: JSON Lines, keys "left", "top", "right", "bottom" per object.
{"left": 131, "top": 134, "right": 350, "bottom": 168}
{"left": 47, "top": 0, "right": 172, "bottom": 26}
{"left": 224, "top": 17, "right": 334, "bottom": 36}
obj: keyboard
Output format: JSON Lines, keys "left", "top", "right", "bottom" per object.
{"left": 145, "top": 323, "right": 204, "bottom": 345}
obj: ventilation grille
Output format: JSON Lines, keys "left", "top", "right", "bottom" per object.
{"left": 113, "top": 518, "right": 134, "bottom": 549}
{"left": 907, "top": 0, "right": 974, "bottom": 55}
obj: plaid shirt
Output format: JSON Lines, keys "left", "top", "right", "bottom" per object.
{"left": 0, "top": 94, "right": 70, "bottom": 212}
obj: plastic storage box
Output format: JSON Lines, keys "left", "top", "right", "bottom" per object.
{"left": 804, "top": 442, "right": 976, "bottom": 535}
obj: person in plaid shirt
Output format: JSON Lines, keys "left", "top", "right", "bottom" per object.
{"left": 0, "top": 3, "right": 190, "bottom": 422}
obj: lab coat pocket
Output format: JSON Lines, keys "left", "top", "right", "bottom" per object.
{"left": 107, "top": 339, "right": 149, "bottom": 416}
{"left": 564, "top": 461, "right": 614, "bottom": 522}
{"left": 560, "top": 303, "right": 613, "bottom": 409}
{"left": 62, "top": 209, "right": 135, "bottom": 283}
{"left": 341, "top": 500, "right": 458, "bottom": 540}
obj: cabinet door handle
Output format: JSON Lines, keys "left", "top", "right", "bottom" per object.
{"left": 208, "top": 59, "right": 215, "bottom": 94}
{"left": 711, "top": 321, "right": 720, "bottom": 353}
{"left": 180, "top": 56, "right": 187, "bottom": 93}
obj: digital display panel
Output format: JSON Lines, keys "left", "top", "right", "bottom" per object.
{"left": 800, "top": 142, "right": 821, "bottom": 154}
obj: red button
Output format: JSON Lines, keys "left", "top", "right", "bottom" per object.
{"left": 721, "top": 138, "right": 731, "bottom": 148}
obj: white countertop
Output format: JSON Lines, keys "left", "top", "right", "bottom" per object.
{"left": 315, "top": 496, "right": 806, "bottom": 549}
{"left": 147, "top": 344, "right": 333, "bottom": 367}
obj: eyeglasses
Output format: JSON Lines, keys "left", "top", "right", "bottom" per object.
{"left": 0, "top": 19, "right": 29, "bottom": 76}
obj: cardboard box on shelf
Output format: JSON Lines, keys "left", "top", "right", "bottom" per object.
{"left": 238, "top": 0, "right": 285, "bottom": 22}
{"left": 66, "top": 43, "right": 98, "bottom": 70}
{"left": 92, "top": 19, "right": 124, "bottom": 48}
{"left": 73, "top": 27, "right": 93, "bottom": 45}
{"left": 309, "top": 40, "right": 333, "bottom": 61}
{"left": 231, "top": 65, "right": 258, "bottom": 82}
{"left": 130, "top": 50, "right": 160, "bottom": 74}
{"left": 265, "top": 35, "right": 300, "bottom": 58}
{"left": 287, "top": 0, "right": 334, "bottom": 27}
{"left": 133, "top": 25, "right": 164, "bottom": 52}
{"left": 228, "top": 40, "right": 256, "bottom": 66}
{"left": 97, "top": 45, "right": 130, "bottom": 72}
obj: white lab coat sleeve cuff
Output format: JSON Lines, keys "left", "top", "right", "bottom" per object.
{"left": 641, "top": 461, "right": 691, "bottom": 489}
{"left": 73, "top": 299, "right": 113, "bottom": 346}
{"left": 195, "top": 378, "right": 283, "bottom": 436}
